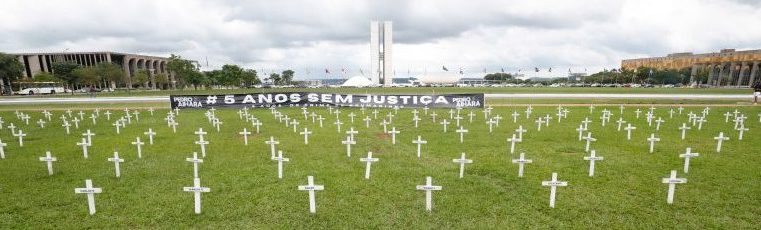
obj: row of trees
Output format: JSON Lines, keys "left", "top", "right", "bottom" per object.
{"left": 481, "top": 67, "right": 695, "bottom": 85}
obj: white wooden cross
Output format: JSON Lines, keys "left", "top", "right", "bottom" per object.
{"left": 183, "top": 178, "right": 211, "bottom": 214}
{"left": 13, "top": 130, "right": 25, "bottom": 147}
{"left": 0, "top": 139, "right": 6, "bottom": 159}
{"left": 412, "top": 115, "right": 421, "bottom": 128}
{"left": 668, "top": 108, "right": 675, "bottom": 118}
{"left": 695, "top": 116, "right": 707, "bottom": 130}
{"left": 265, "top": 136, "right": 279, "bottom": 159}
{"left": 634, "top": 109, "right": 642, "bottom": 119}
{"left": 363, "top": 116, "right": 371, "bottom": 128}
{"left": 486, "top": 119, "right": 496, "bottom": 133}
{"left": 72, "top": 117, "right": 80, "bottom": 129}
{"left": 195, "top": 138, "right": 209, "bottom": 158}
{"left": 430, "top": 112, "right": 438, "bottom": 123}
{"left": 423, "top": 106, "right": 429, "bottom": 115}
{"left": 624, "top": 124, "right": 636, "bottom": 140}
{"left": 575, "top": 125, "right": 586, "bottom": 141}
{"left": 39, "top": 151, "right": 57, "bottom": 175}
{"left": 440, "top": 119, "right": 450, "bottom": 132}
{"left": 372, "top": 109, "right": 379, "bottom": 119}
{"left": 416, "top": 176, "right": 442, "bottom": 211}
{"left": 386, "top": 112, "right": 394, "bottom": 123}
{"left": 89, "top": 113, "right": 97, "bottom": 125}
{"left": 62, "top": 121, "right": 71, "bottom": 134}
{"left": 679, "top": 147, "right": 699, "bottom": 173}
{"left": 297, "top": 176, "right": 324, "bottom": 213}
{"left": 388, "top": 127, "right": 400, "bottom": 144}
{"left": 77, "top": 138, "right": 89, "bottom": 158}
{"left": 144, "top": 128, "right": 156, "bottom": 145}
{"left": 662, "top": 170, "right": 687, "bottom": 204}
{"left": 713, "top": 132, "right": 729, "bottom": 153}
{"left": 515, "top": 125, "right": 527, "bottom": 140}
{"left": 655, "top": 117, "right": 665, "bottom": 131}
{"left": 334, "top": 119, "right": 343, "bottom": 133}
{"left": 74, "top": 179, "right": 102, "bottom": 215}
{"left": 412, "top": 136, "right": 427, "bottom": 158}
{"left": 583, "top": 132, "right": 596, "bottom": 152}
{"left": 132, "top": 111, "right": 140, "bottom": 122}
{"left": 507, "top": 134, "right": 521, "bottom": 154}
{"left": 79, "top": 129, "right": 94, "bottom": 146}
{"left": 131, "top": 137, "right": 145, "bottom": 158}
{"left": 646, "top": 133, "right": 660, "bottom": 153}
{"left": 36, "top": 119, "right": 46, "bottom": 128}
{"left": 360, "top": 151, "right": 379, "bottom": 179}
{"left": 186, "top": 152, "right": 203, "bottom": 178}
{"left": 724, "top": 112, "right": 732, "bottom": 122}
{"left": 346, "top": 127, "right": 358, "bottom": 141}
{"left": 342, "top": 135, "right": 356, "bottom": 157}
{"left": 212, "top": 119, "right": 223, "bottom": 132}
{"left": 583, "top": 150, "right": 604, "bottom": 177}
{"left": 736, "top": 125, "right": 748, "bottom": 140}
{"left": 678, "top": 123, "right": 690, "bottom": 140}
{"left": 291, "top": 119, "right": 299, "bottom": 133}
{"left": 348, "top": 112, "right": 356, "bottom": 123}
{"left": 7, "top": 123, "right": 16, "bottom": 135}
{"left": 468, "top": 111, "right": 476, "bottom": 123}
{"left": 525, "top": 107, "right": 532, "bottom": 118}
{"left": 108, "top": 151, "right": 125, "bottom": 177}
{"left": 239, "top": 128, "right": 251, "bottom": 145}
{"left": 452, "top": 153, "right": 473, "bottom": 178}
{"left": 300, "top": 128, "right": 312, "bottom": 144}
{"left": 541, "top": 172, "right": 568, "bottom": 208}
{"left": 454, "top": 115, "right": 463, "bottom": 127}
{"left": 194, "top": 128, "right": 207, "bottom": 140}
{"left": 310, "top": 112, "right": 318, "bottom": 123}
{"left": 448, "top": 109, "right": 455, "bottom": 119}
{"left": 380, "top": 119, "right": 389, "bottom": 133}
{"left": 535, "top": 118, "right": 544, "bottom": 131}
{"left": 581, "top": 117, "right": 592, "bottom": 130}
{"left": 511, "top": 111, "right": 520, "bottom": 123}
{"left": 272, "top": 150, "right": 289, "bottom": 179}
{"left": 113, "top": 121, "right": 122, "bottom": 134}
{"left": 455, "top": 126, "right": 468, "bottom": 143}
{"left": 511, "top": 152, "right": 532, "bottom": 177}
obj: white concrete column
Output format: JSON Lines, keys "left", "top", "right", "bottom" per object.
{"left": 750, "top": 62, "right": 759, "bottom": 85}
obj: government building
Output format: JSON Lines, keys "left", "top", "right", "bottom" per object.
{"left": 621, "top": 49, "right": 761, "bottom": 87}
{"left": 11, "top": 51, "right": 173, "bottom": 89}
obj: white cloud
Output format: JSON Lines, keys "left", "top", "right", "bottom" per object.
{"left": 1, "top": 0, "right": 760, "bottom": 79}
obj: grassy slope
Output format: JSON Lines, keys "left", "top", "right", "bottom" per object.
{"left": 0, "top": 106, "right": 759, "bottom": 228}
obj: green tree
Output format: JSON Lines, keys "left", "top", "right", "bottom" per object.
{"left": 52, "top": 61, "right": 81, "bottom": 85}
{"left": 132, "top": 70, "right": 150, "bottom": 88}
{"left": 72, "top": 67, "right": 99, "bottom": 86}
{"left": 241, "top": 69, "right": 260, "bottom": 87}
{"left": 281, "top": 70, "right": 294, "bottom": 85}
{"left": 154, "top": 73, "right": 169, "bottom": 89}
{"left": 483, "top": 72, "right": 513, "bottom": 81}
{"left": 185, "top": 71, "right": 207, "bottom": 90}
{"left": 32, "top": 72, "right": 59, "bottom": 82}
{"left": 0, "top": 52, "right": 24, "bottom": 94}
{"left": 167, "top": 54, "right": 200, "bottom": 89}
{"left": 268, "top": 73, "right": 281, "bottom": 85}
{"left": 220, "top": 64, "right": 244, "bottom": 87}
{"left": 94, "top": 62, "right": 125, "bottom": 89}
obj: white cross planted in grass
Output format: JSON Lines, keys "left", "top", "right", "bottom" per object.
{"left": 515, "top": 125, "right": 527, "bottom": 140}
{"left": 212, "top": 119, "right": 223, "bottom": 132}
{"left": 108, "top": 151, "right": 125, "bottom": 177}
{"left": 372, "top": 109, "right": 379, "bottom": 119}
{"left": 195, "top": 138, "right": 209, "bottom": 158}
{"left": 455, "top": 126, "right": 468, "bottom": 143}
{"left": 72, "top": 117, "right": 81, "bottom": 129}
{"left": 440, "top": 119, "right": 450, "bottom": 133}
{"left": 736, "top": 125, "right": 748, "bottom": 140}
{"left": 291, "top": 119, "right": 300, "bottom": 133}
{"left": 348, "top": 112, "right": 356, "bottom": 123}
{"left": 90, "top": 113, "right": 97, "bottom": 125}
{"left": 624, "top": 124, "right": 636, "bottom": 140}
{"left": 334, "top": 119, "right": 343, "bottom": 133}
{"left": 662, "top": 170, "right": 687, "bottom": 204}
{"left": 583, "top": 150, "right": 604, "bottom": 177}
{"left": 512, "top": 152, "right": 532, "bottom": 177}
{"left": 412, "top": 136, "right": 427, "bottom": 158}
{"left": 360, "top": 151, "right": 379, "bottom": 179}
{"left": 13, "top": 130, "right": 26, "bottom": 147}
{"left": 37, "top": 119, "right": 46, "bottom": 128}
{"left": 452, "top": 153, "right": 473, "bottom": 178}
{"left": 388, "top": 127, "right": 400, "bottom": 144}
{"left": 486, "top": 119, "right": 496, "bottom": 133}
{"left": 183, "top": 178, "right": 211, "bottom": 214}
{"left": 678, "top": 123, "right": 690, "bottom": 140}
{"left": 297, "top": 176, "right": 324, "bottom": 214}
{"left": 77, "top": 138, "right": 89, "bottom": 158}
{"left": 0, "top": 139, "right": 6, "bottom": 159}
{"left": 416, "top": 176, "right": 442, "bottom": 211}
{"left": 541, "top": 172, "right": 568, "bottom": 208}
{"left": 300, "top": 128, "right": 312, "bottom": 144}
{"left": 74, "top": 179, "right": 103, "bottom": 215}
{"left": 272, "top": 150, "right": 289, "bottom": 179}
{"left": 62, "top": 121, "right": 71, "bottom": 134}
{"left": 581, "top": 117, "right": 591, "bottom": 130}
{"left": 713, "top": 132, "right": 729, "bottom": 153}
{"left": 310, "top": 112, "right": 318, "bottom": 123}
{"left": 252, "top": 119, "right": 263, "bottom": 133}
{"left": 144, "top": 128, "right": 156, "bottom": 145}
{"left": 583, "top": 132, "right": 596, "bottom": 152}
{"left": 724, "top": 112, "right": 732, "bottom": 122}
{"left": 634, "top": 109, "right": 642, "bottom": 119}
{"left": 696, "top": 117, "right": 706, "bottom": 130}
{"left": 507, "top": 134, "right": 521, "bottom": 154}
{"left": 468, "top": 111, "right": 476, "bottom": 123}
{"left": 646, "top": 133, "right": 660, "bottom": 153}
{"left": 511, "top": 111, "right": 520, "bottom": 123}
{"left": 575, "top": 125, "right": 586, "bottom": 141}
{"left": 346, "top": 127, "right": 358, "bottom": 141}
{"left": 363, "top": 116, "right": 371, "bottom": 128}
{"left": 379, "top": 119, "right": 390, "bottom": 133}
{"left": 342, "top": 135, "right": 356, "bottom": 157}
{"left": 186, "top": 152, "right": 203, "bottom": 178}
{"left": 104, "top": 111, "right": 112, "bottom": 120}
{"left": 668, "top": 108, "right": 675, "bottom": 118}
{"left": 430, "top": 112, "right": 438, "bottom": 123}
{"left": 679, "top": 148, "right": 699, "bottom": 173}
{"left": 535, "top": 118, "right": 544, "bottom": 131}
{"left": 265, "top": 136, "right": 279, "bottom": 159}
{"left": 39, "top": 151, "right": 57, "bottom": 176}
{"left": 81, "top": 129, "right": 95, "bottom": 146}
{"left": 412, "top": 115, "right": 421, "bottom": 128}
{"left": 7, "top": 123, "right": 16, "bottom": 135}
{"left": 655, "top": 117, "right": 665, "bottom": 131}
{"left": 131, "top": 137, "right": 145, "bottom": 158}
{"left": 113, "top": 121, "right": 122, "bottom": 134}
{"left": 239, "top": 128, "right": 251, "bottom": 145}
{"left": 454, "top": 115, "right": 463, "bottom": 127}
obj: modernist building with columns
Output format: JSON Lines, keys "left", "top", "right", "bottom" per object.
{"left": 11, "top": 51, "right": 173, "bottom": 89}
{"left": 621, "top": 49, "right": 761, "bottom": 87}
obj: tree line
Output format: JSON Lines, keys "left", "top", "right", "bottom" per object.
{"left": 482, "top": 67, "right": 696, "bottom": 85}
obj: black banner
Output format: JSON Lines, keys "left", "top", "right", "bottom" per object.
{"left": 170, "top": 93, "right": 484, "bottom": 109}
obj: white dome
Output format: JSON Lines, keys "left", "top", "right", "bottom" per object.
{"left": 415, "top": 73, "right": 463, "bottom": 84}
{"left": 341, "top": 76, "right": 375, "bottom": 87}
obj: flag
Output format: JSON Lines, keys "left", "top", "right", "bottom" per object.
{"left": 584, "top": 68, "right": 587, "bottom": 72}
{"left": 442, "top": 65, "right": 449, "bottom": 71}
{"left": 459, "top": 68, "right": 464, "bottom": 75}
{"left": 518, "top": 69, "right": 522, "bottom": 72}
{"left": 325, "top": 68, "right": 330, "bottom": 74}
{"left": 548, "top": 67, "right": 552, "bottom": 72}
{"left": 359, "top": 68, "right": 364, "bottom": 75}
{"left": 568, "top": 68, "right": 571, "bottom": 73}
{"left": 501, "top": 68, "right": 505, "bottom": 73}
{"left": 534, "top": 67, "right": 539, "bottom": 72}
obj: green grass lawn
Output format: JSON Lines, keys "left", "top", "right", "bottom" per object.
{"left": 0, "top": 105, "right": 759, "bottom": 228}
{"left": 10, "top": 86, "right": 753, "bottom": 98}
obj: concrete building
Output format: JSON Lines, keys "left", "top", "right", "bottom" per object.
{"left": 621, "top": 49, "right": 761, "bottom": 87}
{"left": 11, "top": 51, "right": 173, "bottom": 89}
{"left": 370, "top": 21, "right": 393, "bottom": 87}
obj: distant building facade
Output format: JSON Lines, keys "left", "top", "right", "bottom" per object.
{"left": 11, "top": 51, "right": 173, "bottom": 89}
{"left": 370, "top": 21, "right": 393, "bottom": 87}
{"left": 621, "top": 49, "right": 761, "bottom": 87}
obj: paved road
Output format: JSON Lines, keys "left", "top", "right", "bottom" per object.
{"left": 0, "top": 94, "right": 752, "bottom": 105}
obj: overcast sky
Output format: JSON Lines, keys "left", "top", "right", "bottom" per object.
{"left": 2, "top": 0, "right": 761, "bottom": 79}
